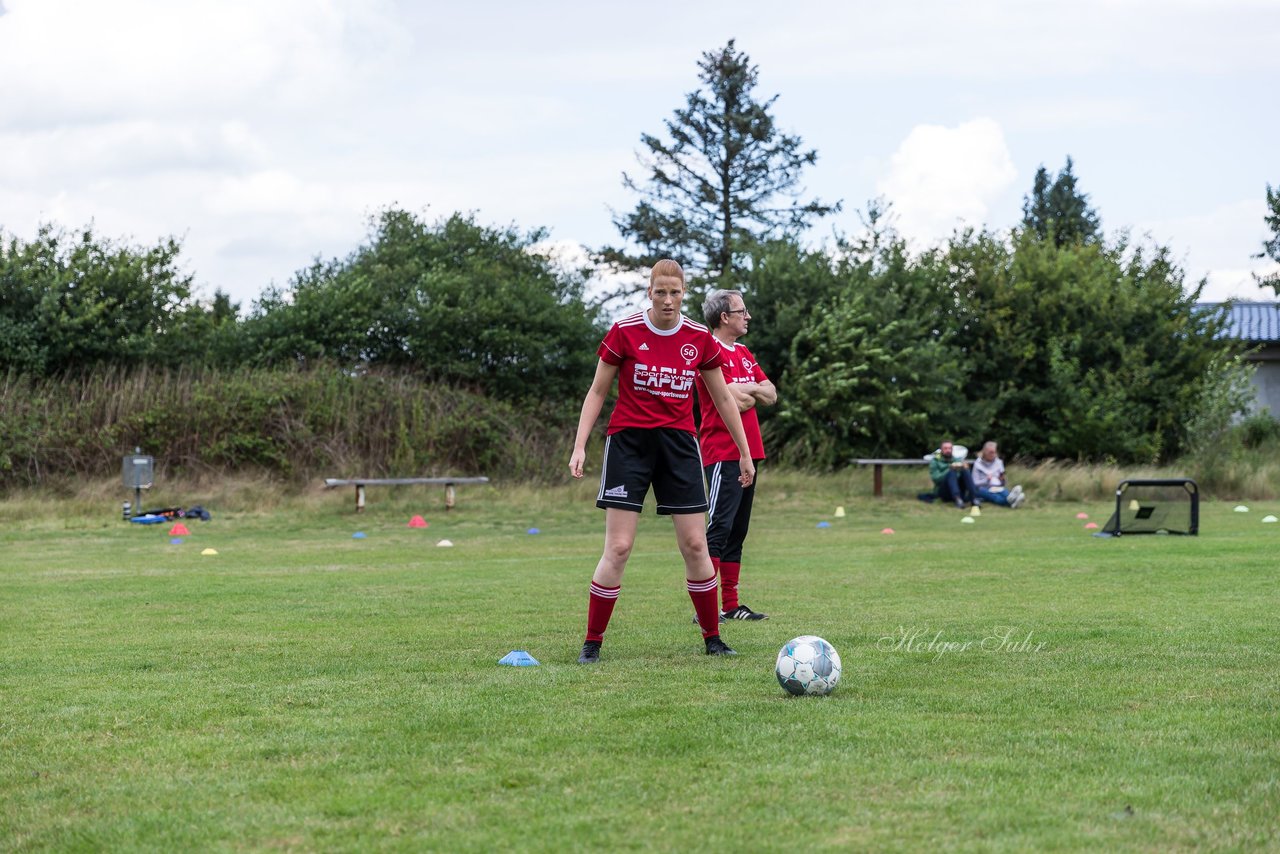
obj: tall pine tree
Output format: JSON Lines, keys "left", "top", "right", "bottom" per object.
{"left": 1021, "top": 156, "right": 1101, "bottom": 247}
{"left": 605, "top": 40, "right": 839, "bottom": 287}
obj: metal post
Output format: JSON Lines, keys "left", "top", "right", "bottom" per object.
{"left": 445, "top": 483, "right": 456, "bottom": 510}
{"left": 356, "top": 484, "right": 366, "bottom": 513}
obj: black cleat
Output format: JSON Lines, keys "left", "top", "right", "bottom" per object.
{"left": 704, "top": 635, "right": 737, "bottom": 656}
{"left": 578, "top": 641, "right": 601, "bottom": 664}
{"left": 722, "top": 605, "right": 768, "bottom": 621}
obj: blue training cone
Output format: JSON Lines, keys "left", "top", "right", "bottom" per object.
{"left": 527, "top": 528, "right": 540, "bottom": 535}
{"left": 352, "top": 531, "right": 367, "bottom": 539}
{"left": 816, "top": 521, "right": 831, "bottom": 528}
{"left": 498, "top": 650, "right": 540, "bottom": 666}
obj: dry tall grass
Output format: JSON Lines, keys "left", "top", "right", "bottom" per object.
{"left": 7, "top": 452, "right": 1276, "bottom": 528}
{"left": 1007, "top": 457, "right": 1278, "bottom": 503}
{"left": 0, "top": 366, "right": 569, "bottom": 487}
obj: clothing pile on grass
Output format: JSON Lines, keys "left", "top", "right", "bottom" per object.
{"left": 129, "top": 505, "right": 212, "bottom": 524}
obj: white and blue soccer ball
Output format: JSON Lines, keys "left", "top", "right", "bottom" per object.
{"left": 775, "top": 635, "right": 842, "bottom": 696}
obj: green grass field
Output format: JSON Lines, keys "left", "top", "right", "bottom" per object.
{"left": 3, "top": 475, "right": 1278, "bottom": 851}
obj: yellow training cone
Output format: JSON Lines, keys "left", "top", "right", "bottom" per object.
{"left": 201, "top": 548, "right": 218, "bottom": 556}
{"left": 834, "top": 506, "right": 845, "bottom": 518}
{"left": 1129, "top": 499, "right": 1140, "bottom": 511}
{"left": 969, "top": 505, "right": 981, "bottom": 517}
{"left": 961, "top": 516, "right": 976, "bottom": 524}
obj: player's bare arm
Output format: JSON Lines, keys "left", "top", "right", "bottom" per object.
{"left": 569, "top": 359, "right": 618, "bottom": 479}
{"left": 729, "top": 382, "right": 756, "bottom": 412}
{"left": 752, "top": 379, "right": 778, "bottom": 407}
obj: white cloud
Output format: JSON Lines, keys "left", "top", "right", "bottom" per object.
{"left": 1005, "top": 96, "right": 1164, "bottom": 134}
{"left": 0, "top": 0, "right": 405, "bottom": 126}
{"left": 0, "top": 0, "right": 410, "bottom": 302}
{"left": 747, "top": 0, "right": 1280, "bottom": 79}
{"left": 1197, "top": 269, "right": 1277, "bottom": 303}
{"left": 0, "top": 121, "right": 264, "bottom": 188}
{"left": 876, "top": 119, "right": 1017, "bottom": 247}
{"left": 1140, "top": 199, "right": 1278, "bottom": 301}
{"left": 206, "top": 171, "right": 337, "bottom": 217}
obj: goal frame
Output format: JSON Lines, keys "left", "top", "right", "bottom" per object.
{"left": 1103, "top": 478, "right": 1199, "bottom": 536}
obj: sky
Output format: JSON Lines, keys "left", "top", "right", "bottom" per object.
{"left": 2, "top": 0, "right": 1278, "bottom": 311}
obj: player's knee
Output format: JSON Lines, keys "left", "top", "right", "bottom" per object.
{"left": 677, "top": 534, "right": 708, "bottom": 561}
{"left": 603, "top": 538, "right": 634, "bottom": 564}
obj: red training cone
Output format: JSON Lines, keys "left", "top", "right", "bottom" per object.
{"left": 1084, "top": 522, "right": 1099, "bottom": 530}
{"left": 169, "top": 522, "right": 190, "bottom": 536}
{"left": 408, "top": 515, "right": 429, "bottom": 528}
{"left": 881, "top": 528, "right": 895, "bottom": 535}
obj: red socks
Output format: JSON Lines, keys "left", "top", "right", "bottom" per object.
{"left": 687, "top": 576, "right": 720, "bottom": 638}
{"left": 585, "top": 581, "right": 620, "bottom": 642}
{"left": 588, "top": 577, "right": 723, "bottom": 642}
{"left": 719, "top": 561, "right": 741, "bottom": 612}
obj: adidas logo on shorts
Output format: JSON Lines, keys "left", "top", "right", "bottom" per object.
{"left": 604, "top": 485, "right": 628, "bottom": 498}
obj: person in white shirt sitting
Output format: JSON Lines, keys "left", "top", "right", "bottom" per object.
{"left": 971, "top": 441, "right": 1025, "bottom": 508}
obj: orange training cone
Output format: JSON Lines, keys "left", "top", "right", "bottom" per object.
{"left": 169, "top": 522, "right": 190, "bottom": 536}
{"left": 408, "top": 515, "right": 429, "bottom": 528}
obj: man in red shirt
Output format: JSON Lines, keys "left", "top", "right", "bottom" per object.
{"left": 696, "top": 289, "right": 776, "bottom": 621}
{"left": 569, "top": 260, "right": 755, "bottom": 664}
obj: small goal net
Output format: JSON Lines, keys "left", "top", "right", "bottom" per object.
{"left": 1101, "top": 479, "right": 1199, "bottom": 536}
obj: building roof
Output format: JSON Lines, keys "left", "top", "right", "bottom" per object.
{"left": 1196, "top": 301, "right": 1280, "bottom": 343}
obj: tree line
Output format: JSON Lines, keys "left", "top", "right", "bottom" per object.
{"left": 2, "top": 40, "right": 1273, "bottom": 480}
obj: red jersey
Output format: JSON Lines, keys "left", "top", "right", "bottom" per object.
{"left": 598, "top": 311, "right": 724, "bottom": 434}
{"left": 696, "top": 339, "right": 768, "bottom": 463}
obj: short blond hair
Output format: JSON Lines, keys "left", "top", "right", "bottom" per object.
{"left": 650, "top": 259, "right": 685, "bottom": 286}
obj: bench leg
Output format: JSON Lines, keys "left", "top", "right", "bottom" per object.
{"left": 873, "top": 465, "right": 884, "bottom": 498}
{"left": 356, "top": 484, "right": 366, "bottom": 513}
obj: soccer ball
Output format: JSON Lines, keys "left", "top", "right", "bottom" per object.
{"left": 775, "top": 635, "right": 842, "bottom": 696}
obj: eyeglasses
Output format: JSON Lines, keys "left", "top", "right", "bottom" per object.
{"left": 725, "top": 308, "right": 749, "bottom": 316}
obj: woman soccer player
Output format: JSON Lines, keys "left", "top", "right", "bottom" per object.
{"left": 569, "top": 259, "right": 754, "bottom": 664}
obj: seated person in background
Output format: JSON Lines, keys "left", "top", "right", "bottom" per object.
{"left": 929, "top": 440, "right": 979, "bottom": 509}
{"left": 971, "top": 441, "right": 1025, "bottom": 508}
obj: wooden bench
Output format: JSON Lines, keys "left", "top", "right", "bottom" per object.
{"left": 854, "top": 459, "right": 930, "bottom": 497}
{"left": 324, "top": 477, "right": 490, "bottom": 512}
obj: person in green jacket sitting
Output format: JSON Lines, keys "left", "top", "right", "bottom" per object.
{"left": 930, "top": 440, "right": 979, "bottom": 509}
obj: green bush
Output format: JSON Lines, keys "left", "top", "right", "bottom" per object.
{"left": 236, "top": 209, "right": 603, "bottom": 411}
{"left": 0, "top": 225, "right": 232, "bottom": 375}
{"left": 729, "top": 224, "right": 1238, "bottom": 464}
{"left": 1239, "top": 410, "right": 1280, "bottom": 449}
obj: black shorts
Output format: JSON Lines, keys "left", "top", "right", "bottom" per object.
{"left": 705, "top": 459, "right": 758, "bottom": 562}
{"left": 597, "top": 428, "right": 708, "bottom": 515}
